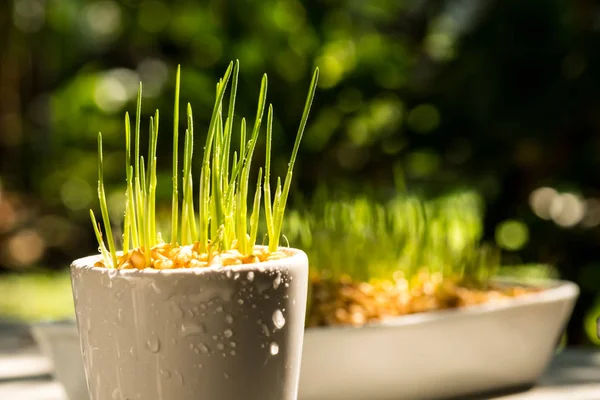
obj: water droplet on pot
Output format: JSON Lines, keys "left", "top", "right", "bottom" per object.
{"left": 234, "top": 272, "right": 240, "bottom": 280}
{"left": 216, "top": 306, "right": 223, "bottom": 313}
{"left": 174, "top": 370, "right": 184, "bottom": 385}
{"left": 247, "top": 271, "right": 254, "bottom": 281}
{"left": 199, "top": 343, "right": 210, "bottom": 354}
{"left": 261, "top": 324, "right": 270, "bottom": 337}
{"left": 224, "top": 373, "right": 230, "bottom": 379}
{"left": 150, "top": 281, "right": 162, "bottom": 294}
{"left": 272, "top": 309, "right": 285, "bottom": 330}
{"left": 224, "top": 329, "right": 233, "bottom": 338}
{"left": 273, "top": 273, "right": 282, "bottom": 289}
{"left": 145, "top": 335, "right": 161, "bottom": 353}
{"left": 270, "top": 342, "right": 279, "bottom": 356}
{"left": 217, "top": 343, "right": 225, "bottom": 350}
{"left": 226, "top": 270, "right": 232, "bottom": 278}
{"left": 230, "top": 350, "right": 236, "bottom": 356}
{"left": 160, "top": 369, "right": 171, "bottom": 378}
{"left": 225, "top": 314, "right": 234, "bottom": 324}
{"left": 108, "top": 269, "right": 118, "bottom": 279}
{"left": 180, "top": 323, "right": 206, "bottom": 337}
{"left": 236, "top": 298, "right": 244, "bottom": 305}
{"left": 229, "top": 341, "right": 237, "bottom": 348}
{"left": 116, "top": 309, "right": 124, "bottom": 326}
{"left": 212, "top": 335, "right": 218, "bottom": 340}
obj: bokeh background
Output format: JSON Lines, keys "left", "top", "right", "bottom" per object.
{"left": 0, "top": 0, "right": 599, "bottom": 345}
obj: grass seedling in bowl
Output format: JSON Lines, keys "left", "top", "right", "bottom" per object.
{"left": 70, "top": 62, "right": 319, "bottom": 400}
{"left": 91, "top": 61, "right": 318, "bottom": 270}
{"left": 284, "top": 190, "right": 539, "bottom": 328}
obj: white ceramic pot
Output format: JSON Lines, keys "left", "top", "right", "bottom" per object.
{"left": 30, "top": 321, "right": 88, "bottom": 400}
{"left": 70, "top": 247, "right": 309, "bottom": 400}
{"left": 299, "top": 279, "right": 579, "bottom": 400}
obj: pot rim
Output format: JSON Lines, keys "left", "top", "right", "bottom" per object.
{"left": 71, "top": 245, "right": 307, "bottom": 276}
{"left": 305, "top": 278, "right": 579, "bottom": 332}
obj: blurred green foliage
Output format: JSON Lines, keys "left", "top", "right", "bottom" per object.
{"left": 0, "top": 0, "right": 599, "bottom": 344}
{"left": 284, "top": 189, "right": 497, "bottom": 284}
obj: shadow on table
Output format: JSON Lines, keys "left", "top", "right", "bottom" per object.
{"left": 447, "top": 349, "right": 600, "bottom": 399}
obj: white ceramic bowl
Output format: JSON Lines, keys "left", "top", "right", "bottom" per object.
{"left": 299, "top": 279, "right": 579, "bottom": 400}
{"left": 30, "top": 321, "right": 88, "bottom": 400}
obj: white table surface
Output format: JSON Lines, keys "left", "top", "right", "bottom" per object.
{"left": 1, "top": 330, "right": 599, "bottom": 399}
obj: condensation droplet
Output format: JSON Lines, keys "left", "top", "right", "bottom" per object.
{"left": 247, "top": 271, "right": 254, "bottom": 281}
{"left": 174, "top": 370, "right": 184, "bottom": 385}
{"left": 234, "top": 272, "right": 240, "bottom": 280}
{"left": 216, "top": 306, "right": 223, "bottom": 313}
{"left": 236, "top": 298, "right": 244, "bottom": 305}
{"left": 229, "top": 341, "right": 237, "bottom": 348}
{"left": 200, "top": 344, "right": 210, "bottom": 354}
{"left": 145, "top": 335, "right": 161, "bottom": 353}
{"left": 272, "top": 309, "right": 285, "bottom": 330}
{"left": 230, "top": 350, "right": 236, "bottom": 356}
{"left": 160, "top": 369, "right": 171, "bottom": 378}
{"left": 273, "top": 273, "right": 281, "bottom": 289}
{"left": 224, "top": 329, "right": 233, "bottom": 338}
{"left": 180, "top": 323, "right": 206, "bottom": 337}
{"left": 270, "top": 342, "right": 279, "bottom": 356}
{"left": 261, "top": 324, "right": 270, "bottom": 337}
{"left": 225, "top": 314, "right": 234, "bottom": 324}
{"left": 150, "top": 281, "right": 162, "bottom": 294}
{"left": 217, "top": 343, "right": 225, "bottom": 350}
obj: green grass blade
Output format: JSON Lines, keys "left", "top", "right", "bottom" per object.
{"left": 127, "top": 166, "right": 138, "bottom": 247}
{"left": 237, "top": 74, "right": 267, "bottom": 255}
{"left": 123, "top": 112, "right": 131, "bottom": 253}
{"left": 90, "top": 209, "right": 110, "bottom": 264}
{"left": 198, "top": 62, "right": 234, "bottom": 251}
{"left": 171, "top": 65, "right": 181, "bottom": 246}
{"left": 134, "top": 82, "right": 142, "bottom": 202}
{"left": 249, "top": 167, "right": 263, "bottom": 250}
{"left": 149, "top": 110, "right": 159, "bottom": 243}
{"left": 264, "top": 104, "right": 274, "bottom": 243}
{"left": 185, "top": 105, "right": 197, "bottom": 242}
{"left": 222, "top": 60, "right": 239, "bottom": 187}
{"left": 97, "top": 133, "right": 118, "bottom": 268}
{"left": 272, "top": 68, "right": 319, "bottom": 249}
{"left": 270, "top": 177, "right": 282, "bottom": 252}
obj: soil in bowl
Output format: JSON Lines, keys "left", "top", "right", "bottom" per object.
{"left": 306, "top": 270, "right": 542, "bottom": 328}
